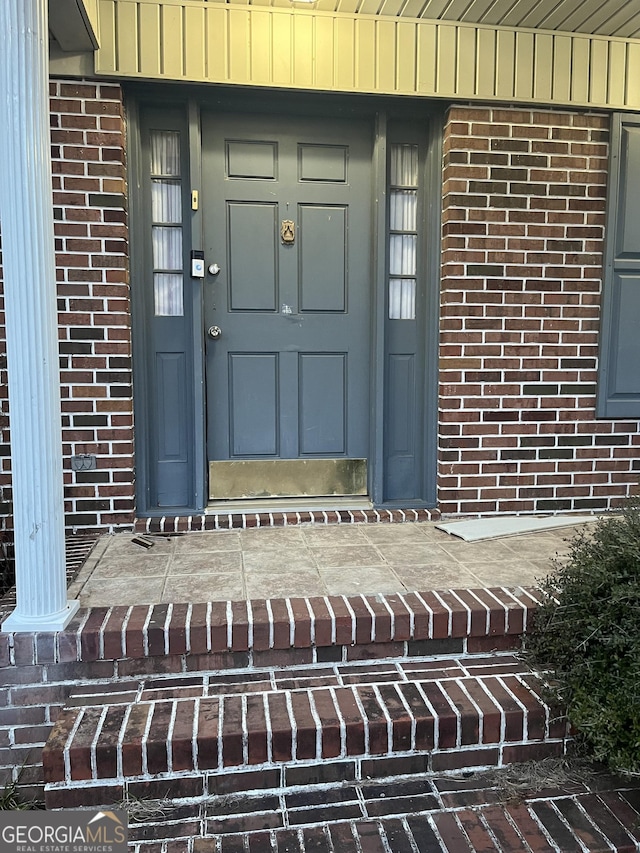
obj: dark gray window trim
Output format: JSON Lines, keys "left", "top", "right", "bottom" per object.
{"left": 597, "top": 112, "right": 640, "bottom": 419}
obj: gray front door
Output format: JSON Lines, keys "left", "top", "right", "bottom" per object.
{"left": 202, "top": 112, "right": 373, "bottom": 500}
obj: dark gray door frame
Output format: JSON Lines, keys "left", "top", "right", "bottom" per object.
{"left": 369, "top": 110, "right": 387, "bottom": 506}
{"left": 127, "top": 86, "right": 441, "bottom": 515}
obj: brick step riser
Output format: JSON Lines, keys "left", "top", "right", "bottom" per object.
{"left": 131, "top": 798, "right": 640, "bottom": 853}
{"left": 44, "top": 660, "right": 570, "bottom": 811}
{"left": 205, "top": 790, "right": 640, "bottom": 853}
{"left": 49, "top": 692, "right": 565, "bottom": 781}
{"left": 136, "top": 508, "right": 438, "bottom": 534}
{"left": 45, "top": 737, "right": 569, "bottom": 811}
{"left": 1, "top": 582, "right": 537, "bottom": 802}
{"left": 35, "top": 589, "right": 542, "bottom": 816}
{"left": 48, "top": 766, "right": 640, "bottom": 853}
{"left": 25, "top": 586, "right": 537, "bottom": 670}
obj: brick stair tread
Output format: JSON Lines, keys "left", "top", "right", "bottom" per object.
{"left": 16, "top": 586, "right": 538, "bottom": 668}
{"left": 202, "top": 790, "right": 640, "bottom": 853}
{"left": 43, "top": 652, "right": 568, "bottom": 787}
{"left": 65, "top": 764, "right": 640, "bottom": 852}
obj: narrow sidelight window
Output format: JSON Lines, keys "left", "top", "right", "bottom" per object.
{"left": 150, "top": 130, "right": 184, "bottom": 316}
{"left": 388, "top": 143, "right": 418, "bottom": 320}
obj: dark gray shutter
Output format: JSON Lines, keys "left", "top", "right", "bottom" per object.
{"left": 598, "top": 113, "right": 640, "bottom": 418}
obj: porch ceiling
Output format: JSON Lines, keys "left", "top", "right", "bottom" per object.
{"left": 221, "top": 0, "right": 640, "bottom": 39}
{"left": 49, "top": 0, "right": 98, "bottom": 51}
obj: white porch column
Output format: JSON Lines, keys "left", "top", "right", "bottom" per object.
{"left": 0, "top": 0, "right": 79, "bottom": 631}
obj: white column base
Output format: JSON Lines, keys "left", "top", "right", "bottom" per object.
{"left": 2, "top": 599, "right": 80, "bottom": 634}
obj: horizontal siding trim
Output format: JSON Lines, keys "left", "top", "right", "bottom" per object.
{"left": 94, "top": 0, "right": 640, "bottom": 109}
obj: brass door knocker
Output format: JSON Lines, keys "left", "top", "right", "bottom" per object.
{"left": 281, "top": 219, "right": 295, "bottom": 244}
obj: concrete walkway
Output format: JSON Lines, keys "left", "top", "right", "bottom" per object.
{"left": 68, "top": 519, "right": 586, "bottom": 607}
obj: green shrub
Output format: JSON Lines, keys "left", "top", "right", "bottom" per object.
{"left": 525, "top": 498, "right": 640, "bottom": 774}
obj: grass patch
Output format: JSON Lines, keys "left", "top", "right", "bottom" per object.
{"left": 482, "top": 757, "right": 603, "bottom": 804}
{"left": 114, "top": 794, "right": 173, "bottom": 823}
{"left": 0, "top": 778, "right": 44, "bottom": 811}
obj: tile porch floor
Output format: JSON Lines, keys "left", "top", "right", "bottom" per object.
{"left": 68, "top": 519, "right": 588, "bottom": 607}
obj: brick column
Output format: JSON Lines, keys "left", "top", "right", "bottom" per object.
{"left": 50, "top": 82, "right": 134, "bottom": 531}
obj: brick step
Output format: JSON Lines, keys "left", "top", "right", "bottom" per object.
{"left": 0, "top": 586, "right": 540, "bottom": 806}
{"left": 43, "top": 651, "right": 569, "bottom": 810}
{"left": 59, "top": 761, "right": 640, "bottom": 851}
{"left": 59, "top": 586, "right": 539, "bottom": 670}
{"left": 130, "top": 764, "right": 640, "bottom": 852}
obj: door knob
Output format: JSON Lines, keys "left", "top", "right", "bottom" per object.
{"left": 207, "top": 325, "right": 222, "bottom": 339}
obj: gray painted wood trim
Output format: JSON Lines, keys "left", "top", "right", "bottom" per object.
{"left": 188, "top": 99, "right": 206, "bottom": 512}
{"left": 422, "top": 112, "right": 443, "bottom": 505}
{"left": 597, "top": 110, "right": 621, "bottom": 417}
{"left": 126, "top": 96, "right": 153, "bottom": 514}
{"left": 370, "top": 111, "right": 388, "bottom": 506}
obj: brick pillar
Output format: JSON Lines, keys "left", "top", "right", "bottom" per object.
{"left": 51, "top": 81, "right": 135, "bottom": 532}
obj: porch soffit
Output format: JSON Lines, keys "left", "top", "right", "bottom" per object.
{"left": 92, "top": 0, "right": 640, "bottom": 110}
{"left": 49, "top": 0, "right": 99, "bottom": 51}
{"left": 204, "top": 0, "right": 640, "bottom": 39}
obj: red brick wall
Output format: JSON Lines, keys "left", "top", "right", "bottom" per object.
{"left": 3, "top": 96, "right": 639, "bottom": 528}
{"left": 0, "top": 80, "right": 134, "bottom": 533}
{"left": 439, "top": 105, "right": 640, "bottom": 516}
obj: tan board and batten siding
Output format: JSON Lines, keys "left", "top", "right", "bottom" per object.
{"left": 81, "top": 0, "right": 100, "bottom": 34}
{"left": 93, "top": 0, "right": 640, "bottom": 110}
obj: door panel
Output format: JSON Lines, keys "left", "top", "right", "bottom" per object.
{"left": 155, "top": 351, "right": 190, "bottom": 506}
{"left": 229, "top": 354, "right": 278, "bottom": 456}
{"left": 228, "top": 202, "right": 278, "bottom": 311}
{"left": 226, "top": 141, "right": 278, "bottom": 179}
{"left": 385, "top": 353, "right": 416, "bottom": 500}
{"left": 298, "top": 353, "right": 346, "bottom": 455}
{"left": 298, "top": 144, "right": 348, "bottom": 182}
{"left": 298, "top": 205, "right": 347, "bottom": 312}
{"left": 203, "top": 112, "right": 372, "bottom": 499}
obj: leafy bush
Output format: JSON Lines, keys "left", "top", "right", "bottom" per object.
{"left": 525, "top": 499, "right": 640, "bottom": 774}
